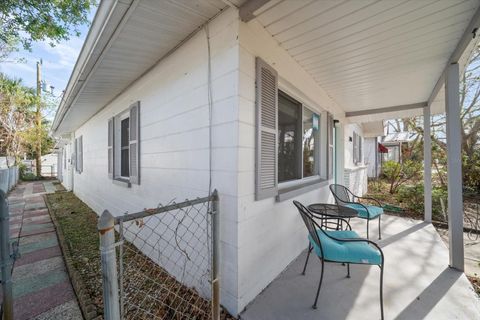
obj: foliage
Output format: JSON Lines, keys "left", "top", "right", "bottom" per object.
{"left": 396, "top": 184, "right": 448, "bottom": 221}
{"left": 381, "top": 160, "right": 423, "bottom": 194}
{"left": 0, "top": 0, "right": 95, "bottom": 59}
{"left": 463, "top": 149, "right": 480, "bottom": 192}
{"left": 21, "top": 172, "right": 39, "bottom": 181}
{"left": 21, "top": 118, "right": 55, "bottom": 159}
{"left": 0, "top": 73, "right": 37, "bottom": 164}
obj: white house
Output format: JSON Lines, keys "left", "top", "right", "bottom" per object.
{"left": 52, "top": 0, "right": 479, "bottom": 316}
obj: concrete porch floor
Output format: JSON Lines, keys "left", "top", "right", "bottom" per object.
{"left": 240, "top": 215, "right": 480, "bottom": 320}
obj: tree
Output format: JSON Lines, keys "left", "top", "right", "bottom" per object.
{"left": 0, "top": 0, "right": 95, "bottom": 59}
{"left": 0, "top": 73, "right": 37, "bottom": 165}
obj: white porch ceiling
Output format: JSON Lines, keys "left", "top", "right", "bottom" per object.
{"left": 252, "top": 0, "right": 480, "bottom": 122}
{"left": 54, "top": 0, "right": 245, "bottom": 134}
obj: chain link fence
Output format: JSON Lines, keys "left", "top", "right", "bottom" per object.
{"left": 98, "top": 190, "right": 220, "bottom": 320}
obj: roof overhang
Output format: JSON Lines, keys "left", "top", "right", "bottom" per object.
{"left": 245, "top": 0, "right": 480, "bottom": 123}
{"left": 52, "top": 0, "right": 244, "bottom": 135}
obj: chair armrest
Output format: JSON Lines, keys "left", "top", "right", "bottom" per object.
{"left": 356, "top": 196, "right": 382, "bottom": 207}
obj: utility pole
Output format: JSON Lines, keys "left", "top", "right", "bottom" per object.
{"left": 36, "top": 60, "right": 42, "bottom": 177}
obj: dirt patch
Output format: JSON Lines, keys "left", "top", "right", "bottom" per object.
{"left": 45, "top": 192, "right": 234, "bottom": 320}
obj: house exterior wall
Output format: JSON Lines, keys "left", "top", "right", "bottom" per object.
{"left": 70, "top": 8, "right": 241, "bottom": 314}
{"left": 344, "top": 123, "right": 368, "bottom": 195}
{"left": 61, "top": 140, "right": 74, "bottom": 191}
{"left": 235, "top": 19, "right": 347, "bottom": 313}
{"left": 365, "top": 137, "right": 380, "bottom": 178}
{"left": 58, "top": 7, "right": 361, "bottom": 317}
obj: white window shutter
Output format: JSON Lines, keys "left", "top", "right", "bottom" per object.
{"left": 108, "top": 118, "right": 114, "bottom": 179}
{"left": 129, "top": 101, "right": 140, "bottom": 185}
{"left": 255, "top": 58, "right": 278, "bottom": 200}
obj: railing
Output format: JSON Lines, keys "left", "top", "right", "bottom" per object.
{"left": 98, "top": 190, "right": 220, "bottom": 320}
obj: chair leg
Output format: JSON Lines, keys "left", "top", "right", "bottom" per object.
{"left": 378, "top": 214, "right": 382, "bottom": 240}
{"left": 313, "top": 258, "right": 325, "bottom": 309}
{"left": 302, "top": 242, "right": 312, "bottom": 275}
{"left": 346, "top": 263, "right": 350, "bottom": 278}
{"left": 380, "top": 263, "right": 384, "bottom": 320}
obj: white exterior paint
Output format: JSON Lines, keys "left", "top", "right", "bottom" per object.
{"left": 234, "top": 18, "right": 346, "bottom": 312}
{"left": 364, "top": 137, "right": 380, "bottom": 178}
{"left": 70, "top": 8, "right": 242, "bottom": 313}
{"left": 343, "top": 123, "right": 368, "bottom": 196}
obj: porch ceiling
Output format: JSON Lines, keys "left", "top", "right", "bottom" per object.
{"left": 53, "top": 0, "right": 245, "bottom": 135}
{"left": 251, "top": 0, "right": 480, "bottom": 122}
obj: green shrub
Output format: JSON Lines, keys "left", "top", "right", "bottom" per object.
{"left": 21, "top": 172, "right": 38, "bottom": 181}
{"left": 382, "top": 160, "right": 422, "bottom": 194}
{"left": 396, "top": 184, "right": 448, "bottom": 221}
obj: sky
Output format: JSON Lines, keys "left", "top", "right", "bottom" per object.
{"left": 0, "top": 8, "right": 97, "bottom": 102}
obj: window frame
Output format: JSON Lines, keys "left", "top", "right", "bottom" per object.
{"left": 277, "top": 89, "right": 321, "bottom": 189}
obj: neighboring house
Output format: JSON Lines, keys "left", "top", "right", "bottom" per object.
{"left": 381, "top": 131, "right": 419, "bottom": 163}
{"left": 50, "top": 1, "right": 478, "bottom": 316}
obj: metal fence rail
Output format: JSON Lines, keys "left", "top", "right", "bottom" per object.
{"left": 99, "top": 190, "right": 220, "bottom": 320}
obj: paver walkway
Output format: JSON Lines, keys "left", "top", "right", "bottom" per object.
{"left": 6, "top": 181, "right": 82, "bottom": 320}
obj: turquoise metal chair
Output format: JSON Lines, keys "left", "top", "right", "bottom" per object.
{"left": 329, "top": 184, "right": 383, "bottom": 239}
{"left": 293, "top": 201, "right": 384, "bottom": 319}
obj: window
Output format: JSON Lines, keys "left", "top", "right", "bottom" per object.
{"left": 120, "top": 117, "right": 130, "bottom": 177}
{"left": 75, "top": 136, "right": 83, "bottom": 173}
{"left": 277, "top": 91, "right": 319, "bottom": 183}
{"left": 108, "top": 101, "right": 140, "bottom": 185}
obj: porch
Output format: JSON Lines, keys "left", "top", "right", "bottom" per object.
{"left": 240, "top": 214, "right": 480, "bottom": 320}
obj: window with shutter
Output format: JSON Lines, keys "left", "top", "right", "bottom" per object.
{"left": 255, "top": 58, "right": 278, "bottom": 200}
{"left": 108, "top": 102, "right": 140, "bottom": 185}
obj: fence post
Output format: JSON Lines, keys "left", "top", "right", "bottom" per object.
{"left": 98, "top": 210, "right": 120, "bottom": 320}
{"left": 211, "top": 190, "right": 220, "bottom": 320}
{"left": 0, "top": 189, "right": 13, "bottom": 320}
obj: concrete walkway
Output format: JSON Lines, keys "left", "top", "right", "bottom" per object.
{"left": 241, "top": 215, "right": 480, "bottom": 320}
{"left": 6, "top": 181, "right": 82, "bottom": 320}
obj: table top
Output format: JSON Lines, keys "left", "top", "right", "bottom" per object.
{"left": 307, "top": 203, "right": 358, "bottom": 218}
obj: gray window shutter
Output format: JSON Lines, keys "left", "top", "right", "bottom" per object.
{"left": 359, "top": 134, "right": 362, "bottom": 164}
{"left": 327, "top": 113, "right": 334, "bottom": 179}
{"left": 353, "top": 131, "right": 358, "bottom": 164}
{"left": 74, "top": 138, "right": 78, "bottom": 172}
{"left": 129, "top": 101, "right": 140, "bottom": 185}
{"left": 108, "top": 118, "right": 114, "bottom": 179}
{"left": 255, "top": 58, "right": 278, "bottom": 200}
{"left": 79, "top": 136, "right": 83, "bottom": 173}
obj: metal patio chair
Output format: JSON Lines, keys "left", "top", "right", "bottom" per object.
{"left": 329, "top": 184, "right": 384, "bottom": 239}
{"left": 293, "top": 201, "right": 385, "bottom": 319}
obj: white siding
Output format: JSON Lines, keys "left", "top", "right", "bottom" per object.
{"left": 72, "top": 9, "right": 241, "bottom": 314}
{"left": 235, "top": 18, "right": 347, "bottom": 312}
{"left": 344, "top": 123, "right": 368, "bottom": 196}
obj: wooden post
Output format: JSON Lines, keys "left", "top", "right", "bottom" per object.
{"left": 98, "top": 210, "right": 120, "bottom": 319}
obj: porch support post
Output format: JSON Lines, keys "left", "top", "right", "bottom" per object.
{"left": 445, "top": 62, "right": 464, "bottom": 271}
{"left": 423, "top": 105, "right": 432, "bottom": 223}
